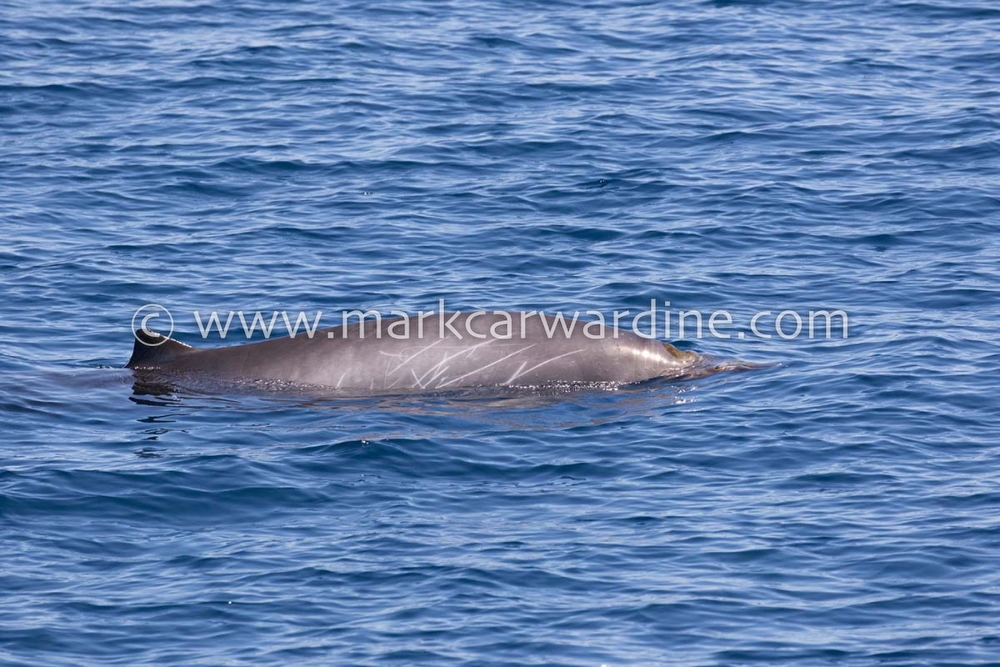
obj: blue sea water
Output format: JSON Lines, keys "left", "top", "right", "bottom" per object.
{"left": 3, "top": 0, "right": 1000, "bottom": 664}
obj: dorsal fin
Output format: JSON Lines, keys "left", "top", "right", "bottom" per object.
{"left": 126, "top": 329, "right": 197, "bottom": 369}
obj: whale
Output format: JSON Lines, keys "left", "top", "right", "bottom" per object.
{"left": 127, "top": 311, "right": 746, "bottom": 393}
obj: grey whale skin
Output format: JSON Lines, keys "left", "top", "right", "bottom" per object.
{"left": 127, "top": 312, "right": 726, "bottom": 392}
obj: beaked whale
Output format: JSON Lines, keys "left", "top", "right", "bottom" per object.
{"left": 127, "top": 311, "right": 745, "bottom": 393}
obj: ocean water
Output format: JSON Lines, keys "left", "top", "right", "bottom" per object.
{"left": 3, "top": 0, "right": 1000, "bottom": 664}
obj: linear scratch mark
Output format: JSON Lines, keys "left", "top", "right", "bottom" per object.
{"left": 505, "top": 361, "right": 527, "bottom": 386}
{"left": 425, "top": 364, "right": 451, "bottom": 386}
{"left": 414, "top": 356, "right": 452, "bottom": 386}
{"left": 386, "top": 339, "right": 446, "bottom": 375}
{"left": 413, "top": 341, "right": 495, "bottom": 386}
{"left": 507, "top": 349, "right": 585, "bottom": 384}
{"left": 436, "top": 345, "right": 536, "bottom": 388}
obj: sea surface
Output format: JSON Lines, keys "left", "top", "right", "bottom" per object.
{"left": 2, "top": 0, "right": 999, "bottom": 665}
